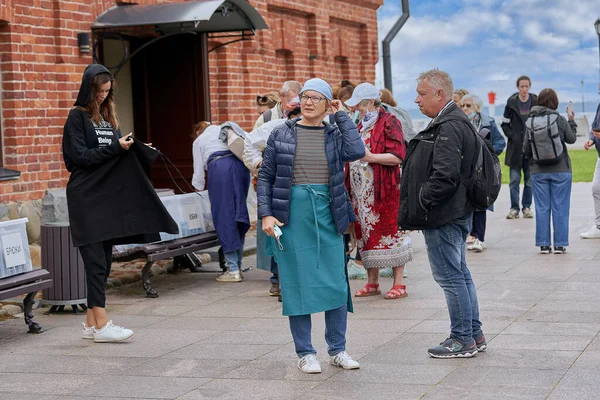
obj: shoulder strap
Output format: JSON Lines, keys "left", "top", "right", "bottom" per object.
{"left": 263, "top": 109, "right": 272, "bottom": 123}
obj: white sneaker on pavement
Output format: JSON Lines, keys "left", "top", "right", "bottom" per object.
{"left": 82, "top": 322, "right": 94, "bottom": 339}
{"left": 580, "top": 225, "right": 600, "bottom": 239}
{"left": 468, "top": 239, "right": 486, "bottom": 252}
{"left": 329, "top": 351, "right": 360, "bottom": 370}
{"left": 93, "top": 320, "right": 134, "bottom": 343}
{"left": 298, "top": 354, "right": 321, "bottom": 374}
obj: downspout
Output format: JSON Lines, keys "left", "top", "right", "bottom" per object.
{"left": 382, "top": 0, "right": 410, "bottom": 93}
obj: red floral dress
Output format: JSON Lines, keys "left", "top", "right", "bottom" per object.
{"left": 348, "top": 109, "right": 412, "bottom": 269}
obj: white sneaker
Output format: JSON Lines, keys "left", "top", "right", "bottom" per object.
{"left": 82, "top": 322, "right": 94, "bottom": 339}
{"left": 298, "top": 354, "right": 321, "bottom": 374}
{"left": 329, "top": 351, "right": 360, "bottom": 370}
{"left": 468, "top": 239, "right": 485, "bottom": 252}
{"left": 93, "top": 321, "right": 134, "bottom": 343}
{"left": 580, "top": 225, "right": 600, "bottom": 239}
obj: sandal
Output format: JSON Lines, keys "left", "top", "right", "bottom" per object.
{"left": 355, "top": 283, "right": 381, "bottom": 297}
{"left": 384, "top": 284, "right": 408, "bottom": 300}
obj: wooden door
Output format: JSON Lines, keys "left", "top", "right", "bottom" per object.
{"left": 131, "top": 33, "right": 210, "bottom": 192}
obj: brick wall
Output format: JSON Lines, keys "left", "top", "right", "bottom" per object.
{"left": 0, "top": 0, "right": 382, "bottom": 203}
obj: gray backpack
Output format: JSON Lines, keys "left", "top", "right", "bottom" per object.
{"left": 526, "top": 114, "right": 564, "bottom": 165}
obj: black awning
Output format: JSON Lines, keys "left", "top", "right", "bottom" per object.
{"left": 92, "top": 0, "right": 268, "bottom": 34}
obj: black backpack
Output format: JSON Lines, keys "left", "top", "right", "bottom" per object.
{"left": 463, "top": 124, "right": 502, "bottom": 211}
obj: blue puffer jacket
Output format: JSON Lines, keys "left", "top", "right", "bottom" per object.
{"left": 257, "top": 111, "right": 366, "bottom": 235}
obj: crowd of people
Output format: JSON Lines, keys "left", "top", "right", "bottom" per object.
{"left": 62, "top": 62, "right": 600, "bottom": 373}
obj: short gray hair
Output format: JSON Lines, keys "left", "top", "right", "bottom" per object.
{"left": 417, "top": 69, "right": 454, "bottom": 100}
{"left": 281, "top": 81, "right": 302, "bottom": 96}
{"left": 461, "top": 94, "right": 483, "bottom": 111}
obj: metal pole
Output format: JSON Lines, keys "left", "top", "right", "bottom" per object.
{"left": 382, "top": 0, "right": 410, "bottom": 93}
{"left": 598, "top": 33, "right": 600, "bottom": 87}
{"left": 582, "top": 80, "right": 585, "bottom": 113}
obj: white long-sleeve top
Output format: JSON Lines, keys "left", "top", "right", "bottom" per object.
{"left": 191, "top": 125, "right": 229, "bottom": 191}
{"left": 243, "top": 119, "right": 286, "bottom": 175}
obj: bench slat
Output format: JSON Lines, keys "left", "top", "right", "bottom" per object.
{"left": 148, "top": 238, "right": 221, "bottom": 262}
{"left": 142, "top": 233, "right": 219, "bottom": 254}
{"left": 0, "top": 279, "right": 53, "bottom": 301}
{"left": 0, "top": 270, "right": 50, "bottom": 292}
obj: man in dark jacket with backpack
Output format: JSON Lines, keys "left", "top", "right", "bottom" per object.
{"left": 399, "top": 69, "right": 485, "bottom": 359}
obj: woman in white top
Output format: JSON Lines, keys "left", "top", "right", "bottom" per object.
{"left": 192, "top": 121, "right": 251, "bottom": 282}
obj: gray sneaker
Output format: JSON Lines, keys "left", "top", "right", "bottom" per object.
{"left": 506, "top": 209, "right": 519, "bottom": 219}
{"left": 522, "top": 208, "right": 534, "bottom": 219}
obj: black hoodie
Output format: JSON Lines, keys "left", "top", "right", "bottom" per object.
{"left": 62, "top": 64, "right": 178, "bottom": 247}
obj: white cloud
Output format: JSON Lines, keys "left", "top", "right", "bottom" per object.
{"left": 523, "top": 21, "right": 570, "bottom": 48}
{"left": 376, "top": 0, "right": 600, "bottom": 110}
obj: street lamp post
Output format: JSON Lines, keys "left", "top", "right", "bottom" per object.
{"left": 595, "top": 18, "right": 600, "bottom": 84}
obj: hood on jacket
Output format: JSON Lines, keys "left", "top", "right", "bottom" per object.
{"left": 528, "top": 105, "right": 558, "bottom": 117}
{"left": 74, "top": 64, "right": 113, "bottom": 107}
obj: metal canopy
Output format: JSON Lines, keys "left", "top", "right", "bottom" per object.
{"left": 92, "top": 0, "right": 268, "bottom": 34}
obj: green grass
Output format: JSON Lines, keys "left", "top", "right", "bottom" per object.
{"left": 499, "top": 150, "right": 597, "bottom": 183}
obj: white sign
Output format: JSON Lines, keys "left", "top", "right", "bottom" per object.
{"left": 2, "top": 232, "right": 26, "bottom": 269}
{"left": 183, "top": 203, "right": 203, "bottom": 230}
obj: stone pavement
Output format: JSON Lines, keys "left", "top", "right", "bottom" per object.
{"left": 1, "top": 183, "right": 600, "bottom": 399}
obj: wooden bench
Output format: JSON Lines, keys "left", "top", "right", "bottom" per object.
{"left": 0, "top": 269, "right": 53, "bottom": 333}
{"left": 113, "top": 232, "right": 220, "bottom": 298}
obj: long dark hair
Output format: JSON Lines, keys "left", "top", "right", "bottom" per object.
{"left": 84, "top": 73, "right": 119, "bottom": 129}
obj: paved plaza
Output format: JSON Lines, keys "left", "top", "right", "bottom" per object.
{"left": 1, "top": 183, "right": 600, "bottom": 399}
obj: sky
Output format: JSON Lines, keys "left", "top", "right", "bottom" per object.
{"left": 375, "top": 0, "right": 600, "bottom": 114}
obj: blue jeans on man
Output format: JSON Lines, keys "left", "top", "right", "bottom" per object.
{"left": 531, "top": 172, "right": 572, "bottom": 247}
{"left": 270, "top": 258, "right": 279, "bottom": 284}
{"left": 423, "top": 215, "right": 482, "bottom": 344}
{"left": 288, "top": 304, "right": 347, "bottom": 357}
{"left": 223, "top": 247, "right": 244, "bottom": 273}
{"left": 509, "top": 159, "right": 532, "bottom": 211}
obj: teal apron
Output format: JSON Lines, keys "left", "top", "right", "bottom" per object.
{"left": 268, "top": 184, "right": 353, "bottom": 316}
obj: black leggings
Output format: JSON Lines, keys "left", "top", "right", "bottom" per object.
{"left": 79, "top": 241, "right": 113, "bottom": 308}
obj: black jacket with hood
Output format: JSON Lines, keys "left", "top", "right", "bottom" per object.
{"left": 62, "top": 64, "right": 178, "bottom": 247}
{"left": 398, "top": 102, "right": 477, "bottom": 230}
{"left": 501, "top": 92, "right": 538, "bottom": 169}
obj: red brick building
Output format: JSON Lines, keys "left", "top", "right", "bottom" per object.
{"left": 0, "top": 0, "right": 382, "bottom": 203}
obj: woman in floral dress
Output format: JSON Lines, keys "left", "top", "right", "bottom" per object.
{"left": 345, "top": 83, "right": 412, "bottom": 300}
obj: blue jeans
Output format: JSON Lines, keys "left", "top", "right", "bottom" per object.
{"left": 423, "top": 215, "right": 482, "bottom": 344}
{"left": 224, "top": 248, "right": 244, "bottom": 273}
{"left": 471, "top": 211, "right": 487, "bottom": 242}
{"left": 531, "top": 172, "right": 572, "bottom": 247}
{"left": 509, "top": 159, "right": 532, "bottom": 211}
{"left": 288, "top": 304, "right": 347, "bottom": 357}
{"left": 270, "top": 258, "right": 279, "bottom": 285}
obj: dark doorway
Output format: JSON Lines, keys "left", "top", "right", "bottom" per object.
{"left": 130, "top": 33, "right": 210, "bottom": 192}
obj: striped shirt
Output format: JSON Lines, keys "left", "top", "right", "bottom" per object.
{"left": 293, "top": 125, "right": 329, "bottom": 184}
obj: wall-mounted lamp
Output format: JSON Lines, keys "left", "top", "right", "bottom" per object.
{"left": 77, "top": 32, "right": 90, "bottom": 55}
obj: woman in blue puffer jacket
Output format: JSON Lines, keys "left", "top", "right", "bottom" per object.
{"left": 257, "top": 78, "right": 365, "bottom": 374}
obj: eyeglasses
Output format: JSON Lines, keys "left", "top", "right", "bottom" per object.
{"left": 300, "top": 95, "right": 325, "bottom": 104}
{"left": 461, "top": 104, "right": 473, "bottom": 109}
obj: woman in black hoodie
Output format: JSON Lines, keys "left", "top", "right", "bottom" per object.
{"left": 63, "top": 65, "right": 177, "bottom": 343}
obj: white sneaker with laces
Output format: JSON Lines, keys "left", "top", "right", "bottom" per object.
{"left": 93, "top": 320, "right": 134, "bottom": 343}
{"left": 82, "top": 322, "right": 94, "bottom": 339}
{"left": 580, "top": 225, "right": 600, "bottom": 239}
{"left": 468, "top": 239, "right": 485, "bottom": 252}
{"left": 298, "top": 354, "right": 321, "bottom": 374}
{"left": 329, "top": 351, "right": 360, "bottom": 370}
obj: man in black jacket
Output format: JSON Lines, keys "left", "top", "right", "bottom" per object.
{"left": 501, "top": 76, "right": 538, "bottom": 219}
{"left": 399, "top": 69, "right": 484, "bottom": 358}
